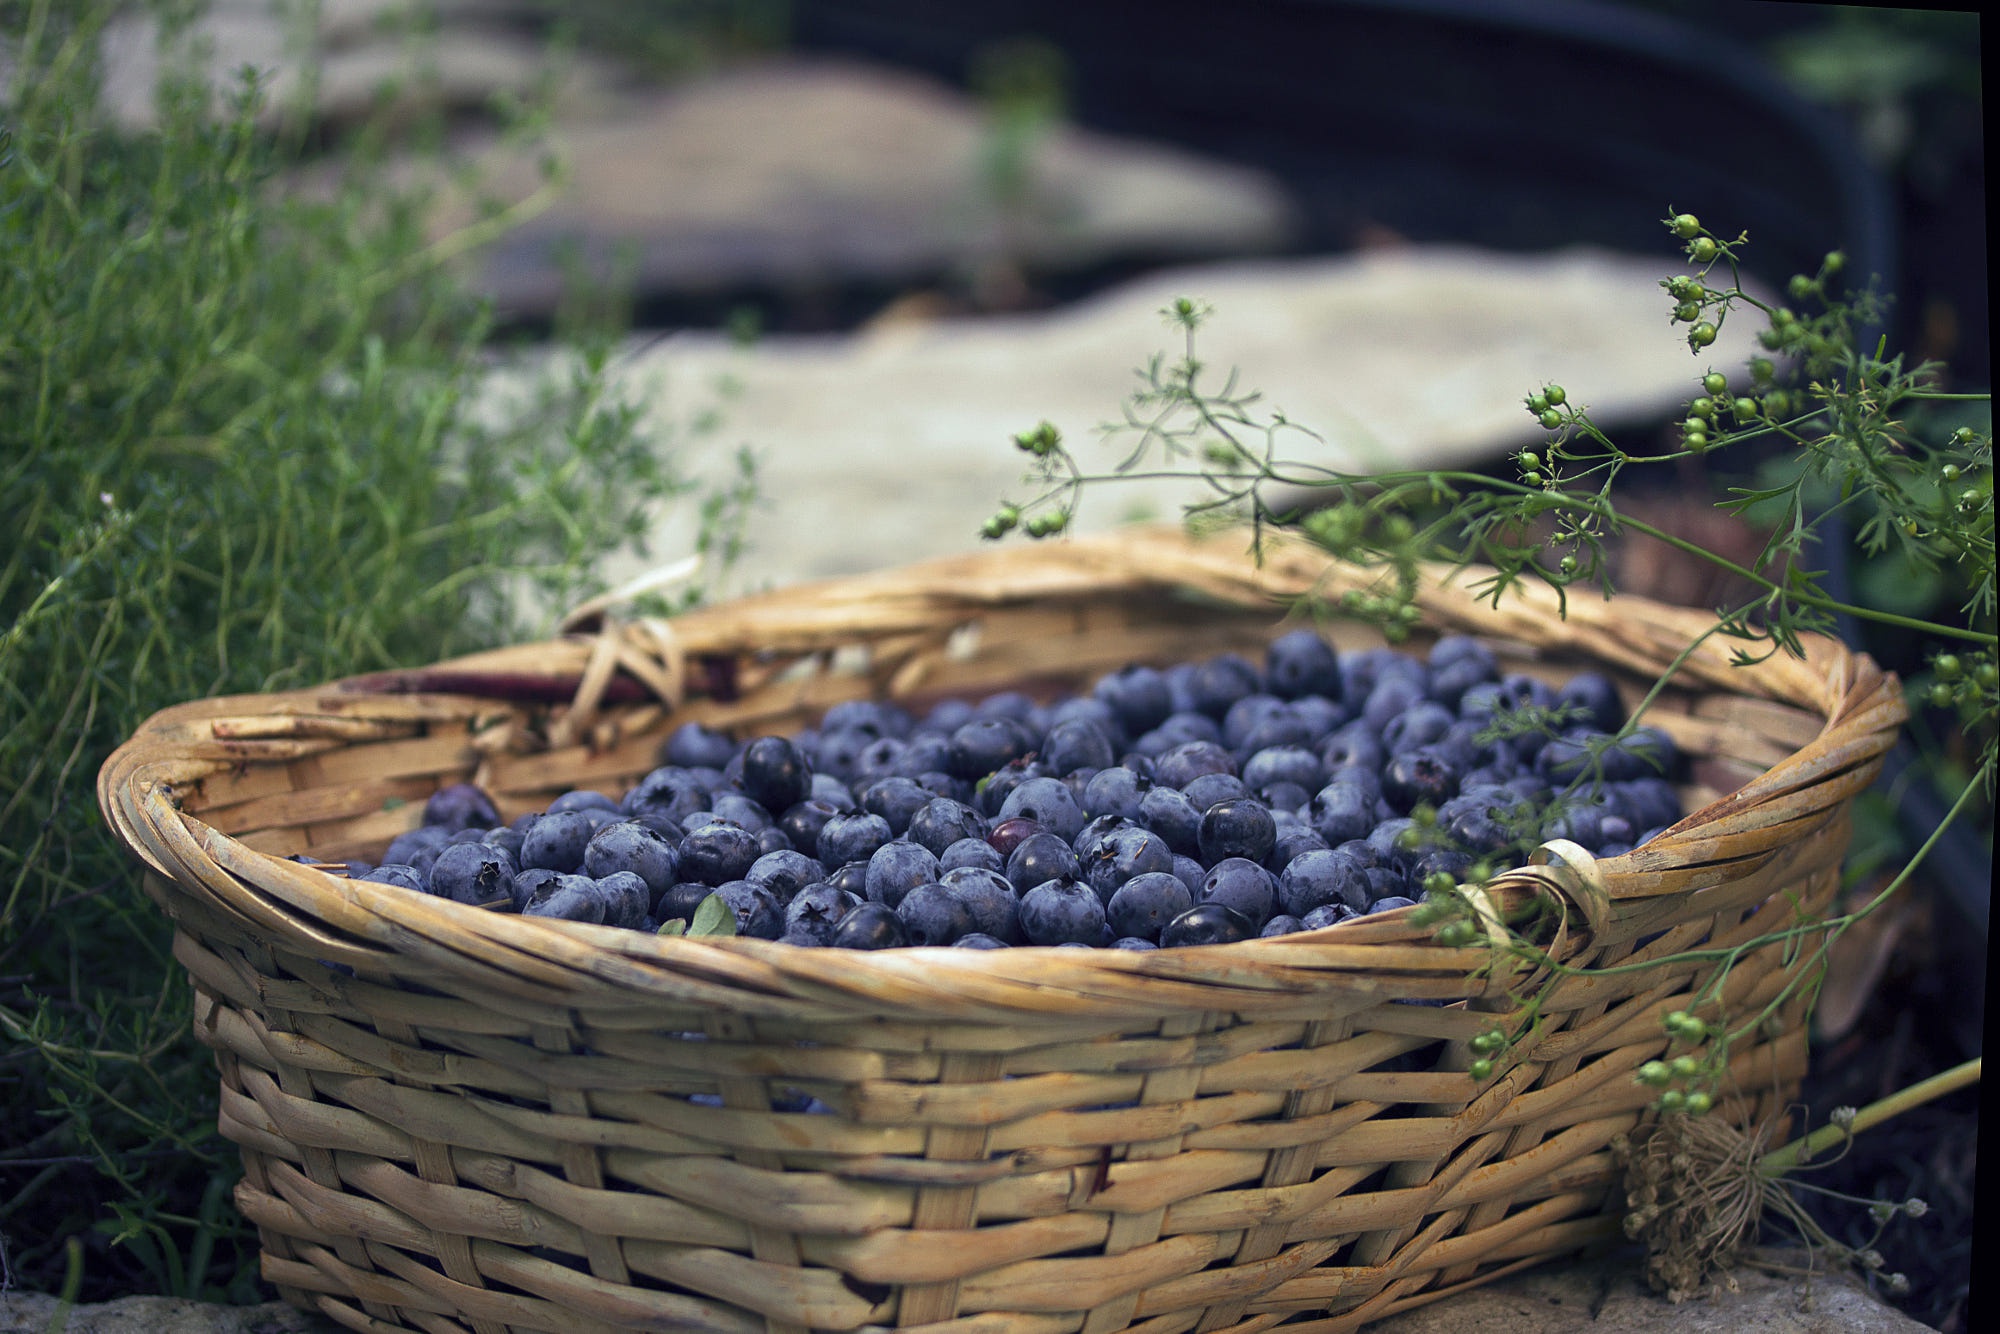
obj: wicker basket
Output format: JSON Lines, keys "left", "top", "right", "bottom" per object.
{"left": 98, "top": 526, "right": 1903, "bottom": 1334}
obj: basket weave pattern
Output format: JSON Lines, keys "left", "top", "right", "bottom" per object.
{"left": 98, "top": 529, "right": 1903, "bottom": 1334}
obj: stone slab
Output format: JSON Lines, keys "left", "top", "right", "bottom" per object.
{"left": 0, "top": 1248, "right": 1928, "bottom": 1333}
{"left": 577, "top": 246, "right": 1772, "bottom": 603}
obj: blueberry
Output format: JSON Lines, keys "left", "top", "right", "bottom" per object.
{"left": 1105, "top": 871, "right": 1193, "bottom": 941}
{"left": 955, "top": 933, "right": 1011, "bottom": 949}
{"left": 1382, "top": 747, "right": 1462, "bottom": 814}
{"left": 1189, "top": 654, "right": 1263, "bottom": 718}
{"left": 894, "top": 882, "right": 976, "bottom": 946}
{"left": 1410, "top": 848, "right": 1472, "bottom": 892}
{"left": 1277, "top": 848, "right": 1370, "bottom": 918}
{"left": 985, "top": 816, "right": 1045, "bottom": 859}
{"left": 1074, "top": 813, "right": 1139, "bottom": 864}
{"left": 1308, "top": 782, "right": 1375, "bottom": 846}
{"left": 1200, "top": 857, "right": 1278, "bottom": 929}
{"left": 713, "top": 880, "right": 784, "bottom": 938}
{"left": 709, "top": 791, "right": 772, "bottom": 833}
{"left": 520, "top": 809, "right": 598, "bottom": 874}
{"left": 1268, "top": 824, "right": 1330, "bottom": 871}
{"left": 677, "top": 821, "right": 761, "bottom": 886}
{"left": 422, "top": 842, "right": 516, "bottom": 905}
{"left": 1300, "top": 902, "right": 1360, "bottom": 931}
{"left": 1260, "top": 914, "right": 1306, "bottom": 937}
{"left": 948, "top": 718, "right": 1036, "bottom": 780}
{"left": 823, "top": 699, "right": 913, "bottom": 741}
{"left": 1240, "top": 745, "right": 1324, "bottom": 796}
{"left": 777, "top": 798, "right": 843, "bottom": 855}
{"left": 1234, "top": 708, "right": 1320, "bottom": 762}
{"left": 1556, "top": 671, "right": 1625, "bottom": 734}
{"left": 1266, "top": 630, "right": 1341, "bottom": 700}
{"left": 1170, "top": 854, "right": 1207, "bottom": 897}
{"left": 825, "top": 859, "right": 871, "bottom": 899}
{"left": 482, "top": 824, "right": 528, "bottom": 861}
{"left": 1084, "top": 825, "right": 1175, "bottom": 903}
{"left": 810, "top": 773, "right": 858, "bottom": 809}
{"left": 1082, "top": 766, "right": 1152, "bottom": 822}
{"left": 1040, "top": 718, "right": 1116, "bottom": 775}
{"left": 865, "top": 839, "right": 941, "bottom": 908}
{"left": 1363, "top": 675, "right": 1429, "bottom": 734}
{"left": 861, "top": 776, "right": 934, "bottom": 836}
{"left": 662, "top": 721, "right": 739, "bottom": 770}
{"left": 784, "top": 883, "right": 862, "bottom": 944}
{"left": 939, "top": 837, "right": 1005, "bottom": 874}
{"left": 1094, "top": 664, "right": 1174, "bottom": 735}
{"left": 361, "top": 863, "right": 427, "bottom": 892}
{"left": 1436, "top": 792, "right": 1522, "bottom": 857}
{"left": 997, "top": 776, "right": 1087, "bottom": 843}
{"left": 1257, "top": 781, "right": 1314, "bottom": 817}
{"left": 890, "top": 732, "right": 956, "bottom": 781}
{"left": 1181, "top": 771, "right": 1249, "bottom": 813}
{"left": 1160, "top": 902, "right": 1255, "bottom": 946}
{"left": 811, "top": 727, "right": 878, "bottom": 784}
{"left": 1222, "top": 694, "right": 1289, "bottom": 752}
{"left": 925, "top": 698, "right": 978, "bottom": 734}
{"left": 1138, "top": 786, "right": 1202, "bottom": 856}
{"left": 1005, "top": 831, "right": 1080, "bottom": 895}
{"left": 594, "top": 871, "right": 651, "bottom": 929}
{"left": 547, "top": 789, "right": 620, "bottom": 817}
{"left": 656, "top": 880, "right": 719, "bottom": 924}
{"left": 1612, "top": 778, "right": 1681, "bottom": 831}
{"left": 1318, "top": 722, "right": 1385, "bottom": 775}
{"left": 938, "top": 866, "right": 1020, "bottom": 943}
{"left": 1019, "top": 877, "right": 1107, "bottom": 946}
{"left": 975, "top": 690, "right": 1038, "bottom": 724}
{"left": 523, "top": 874, "right": 608, "bottom": 924}
{"left": 1382, "top": 703, "right": 1456, "bottom": 757}
{"left": 816, "top": 811, "right": 894, "bottom": 868}
{"left": 582, "top": 821, "right": 681, "bottom": 900}
{"left": 829, "top": 901, "right": 911, "bottom": 949}
{"left": 383, "top": 825, "right": 453, "bottom": 877}
{"left": 622, "top": 767, "right": 712, "bottom": 825}
{"left": 746, "top": 848, "right": 825, "bottom": 902}
{"left": 1154, "top": 740, "right": 1238, "bottom": 789}
{"left": 1111, "top": 936, "right": 1160, "bottom": 951}
{"left": 737, "top": 735, "right": 812, "bottom": 814}
{"left": 1198, "top": 797, "right": 1277, "bottom": 867}
{"left": 423, "top": 782, "right": 500, "bottom": 832}
{"left": 1365, "top": 895, "right": 1418, "bottom": 916}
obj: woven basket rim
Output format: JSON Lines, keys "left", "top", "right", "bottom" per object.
{"left": 97, "top": 526, "right": 1904, "bottom": 1021}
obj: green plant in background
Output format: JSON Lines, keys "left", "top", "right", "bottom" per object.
{"left": 990, "top": 211, "right": 1992, "bottom": 1295}
{"left": 0, "top": 0, "right": 749, "bottom": 1301}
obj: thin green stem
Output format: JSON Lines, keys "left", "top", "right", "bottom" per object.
{"left": 1759, "top": 1057, "right": 1981, "bottom": 1175}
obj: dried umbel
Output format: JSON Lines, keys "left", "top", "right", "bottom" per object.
{"left": 1616, "top": 1112, "right": 1785, "bottom": 1300}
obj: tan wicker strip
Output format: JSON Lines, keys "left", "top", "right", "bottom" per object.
{"left": 99, "top": 527, "right": 1902, "bottom": 1332}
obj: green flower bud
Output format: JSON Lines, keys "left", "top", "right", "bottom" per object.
{"left": 1669, "top": 213, "right": 1702, "bottom": 239}
{"left": 1683, "top": 1090, "right": 1712, "bottom": 1115}
{"left": 1675, "top": 301, "right": 1702, "bottom": 323}
{"left": 1538, "top": 408, "right": 1562, "bottom": 430}
{"left": 1543, "top": 384, "right": 1567, "bottom": 406}
{"left": 1689, "top": 396, "right": 1715, "bottom": 419}
{"left": 1689, "top": 237, "right": 1719, "bottom": 263}
{"left": 1689, "top": 322, "right": 1718, "bottom": 348}
{"left": 1733, "top": 397, "right": 1759, "bottom": 419}
{"left": 1702, "top": 372, "right": 1728, "bottom": 396}
{"left": 1468, "top": 1058, "right": 1494, "bottom": 1081}
{"left": 1788, "top": 273, "right": 1817, "bottom": 300}
{"left": 1658, "top": 1089, "right": 1685, "bottom": 1112}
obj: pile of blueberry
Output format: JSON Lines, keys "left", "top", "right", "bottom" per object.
{"left": 340, "top": 631, "right": 1681, "bottom": 950}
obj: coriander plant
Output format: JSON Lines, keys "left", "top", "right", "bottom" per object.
{"left": 990, "top": 211, "right": 1992, "bottom": 1296}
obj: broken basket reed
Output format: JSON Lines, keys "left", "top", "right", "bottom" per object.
{"left": 97, "top": 526, "right": 1903, "bottom": 1334}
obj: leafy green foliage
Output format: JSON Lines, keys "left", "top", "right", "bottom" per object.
{"left": 0, "top": 2, "right": 747, "bottom": 1299}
